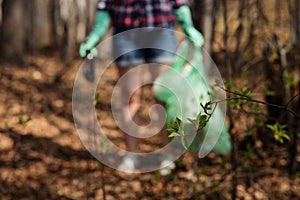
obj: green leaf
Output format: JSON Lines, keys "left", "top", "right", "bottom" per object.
{"left": 265, "top": 89, "right": 276, "bottom": 96}
{"left": 224, "top": 79, "right": 234, "bottom": 90}
{"left": 267, "top": 122, "right": 289, "bottom": 144}
{"left": 168, "top": 132, "right": 180, "bottom": 138}
{"left": 236, "top": 88, "right": 254, "bottom": 98}
{"left": 244, "top": 126, "right": 257, "bottom": 137}
{"left": 215, "top": 79, "right": 223, "bottom": 87}
{"left": 266, "top": 124, "right": 275, "bottom": 132}
{"left": 94, "top": 92, "right": 101, "bottom": 106}
{"left": 100, "top": 140, "right": 110, "bottom": 153}
{"left": 168, "top": 117, "right": 183, "bottom": 136}
{"left": 5, "top": 121, "right": 10, "bottom": 130}
{"left": 172, "top": 117, "right": 182, "bottom": 132}
{"left": 198, "top": 115, "right": 208, "bottom": 129}
{"left": 188, "top": 112, "right": 208, "bottom": 130}
{"left": 252, "top": 102, "right": 260, "bottom": 111}
{"left": 166, "top": 128, "right": 176, "bottom": 132}
{"left": 18, "top": 115, "right": 32, "bottom": 126}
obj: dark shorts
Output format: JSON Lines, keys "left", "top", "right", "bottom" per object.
{"left": 113, "top": 27, "right": 177, "bottom": 67}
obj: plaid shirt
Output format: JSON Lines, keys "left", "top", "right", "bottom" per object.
{"left": 97, "top": 0, "right": 188, "bottom": 31}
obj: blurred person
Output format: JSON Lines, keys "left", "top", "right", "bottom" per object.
{"left": 79, "top": 0, "right": 204, "bottom": 174}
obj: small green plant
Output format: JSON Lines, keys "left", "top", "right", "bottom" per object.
{"left": 284, "top": 70, "right": 298, "bottom": 90}
{"left": 266, "top": 122, "right": 290, "bottom": 144}
{"left": 167, "top": 117, "right": 183, "bottom": 138}
{"left": 18, "top": 115, "right": 31, "bottom": 126}
{"left": 94, "top": 92, "right": 101, "bottom": 106}
{"left": 90, "top": 90, "right": 101, "bottom": 106}
{"left": 4, "top": 121, "right": 10, "bottom": 130}
{"left": 100, "top": 140, "right": 110, "bottom": 153}
{"left": 167, "top": 102, "right": 213, "bottom": 151}
{"left": 167, "top": 117, "right": 190, "bottom": 149}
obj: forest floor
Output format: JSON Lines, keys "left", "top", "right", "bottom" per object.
{"left": 0, "top": 55, "right": 299, "bottom": 200}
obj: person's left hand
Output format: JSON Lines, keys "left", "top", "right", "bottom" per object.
{"left": 175, "top": 6, "right": 204, "bottom": 48}
{"left": 184, "top": 27, "right": 204, "bottom": 48}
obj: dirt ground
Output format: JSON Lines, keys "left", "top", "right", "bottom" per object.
{"left": 0, "top": 55, "right": 299, "bottom": 200}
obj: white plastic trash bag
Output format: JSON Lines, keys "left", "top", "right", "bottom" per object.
{"left": 153, "top": 39, "right": 231, "bottom": 156}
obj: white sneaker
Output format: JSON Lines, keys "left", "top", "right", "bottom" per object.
{"left": 159, "top": 158, "right": 176, "bottom": 176}
{"left": 118, "top": 155, "right": 138, "bottom": 173}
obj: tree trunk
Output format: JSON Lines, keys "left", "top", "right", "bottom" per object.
{"left": 76, "top": 0, "right": 87, "bottom": 42}
{"left": 288, "top": 0, "right": 300, "bottom": 175}
{"left": 0, "top": 0, "right": 26, "bottom": 63}
{"left": 0, "top": 0, "right": 3, "bottom": 24}
{"left": 191, "top": 0, "right": 219, "bottom": 74}
{"left": 288, "top": 81, "right": 300, "bottom": 175}
{"left": 59, "top": 0, "right": 77, "bottom": 62}
{"left": 193, "top": 0, "right": 217, "bottom": 55}
{"left": 29, "top": 0, "right": 51, "bottom": 51}
{"left": 50, "top": 0, "right": 61, "bottom": 49}
{"left": 65, "top": 0, "right": 77, "bottom": 62}
{"left": 296, "top": 0, "right": 300, "bottom": 41}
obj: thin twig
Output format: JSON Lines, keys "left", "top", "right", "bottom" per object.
{"left": 241, "top": 57, "right": 266, "bottom": 71}
{"left": 213, "top": 97, "right": 300, "bottom": 119}
{"left": 286, "top": 94, "right": 299, "bottom": 108}
{"left": 218, "top": 86, "right": 252, "bottom": 99}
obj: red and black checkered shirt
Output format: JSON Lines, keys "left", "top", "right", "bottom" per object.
{"left": 97, "top": 0, "right": 188, "bottom": 31}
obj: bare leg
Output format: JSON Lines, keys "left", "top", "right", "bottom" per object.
{"left": 148, "top": 63, "right": 170, "bottom": 146}
{"left": 118, "top": 66, "right": 142, "bottom": 153}
{"left": 149, "top": 63, "right": 177, "bottom": 175}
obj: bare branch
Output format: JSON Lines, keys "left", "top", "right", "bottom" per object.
{"left": 213, "top": 96, "right": 300, "bottom": 119}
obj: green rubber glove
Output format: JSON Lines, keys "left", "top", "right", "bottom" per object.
{"left": 80, "top": 11, "right": 111, "bottom": 58}
{"left": 175, "top": 6, "right": 204, "bottom": 48}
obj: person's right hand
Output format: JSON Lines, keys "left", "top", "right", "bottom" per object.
{"left": 79, "top": 10, "right": 111, "bottom": 58}
{"left": 79, "top": 42, "right": 98, "bottom": 58}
